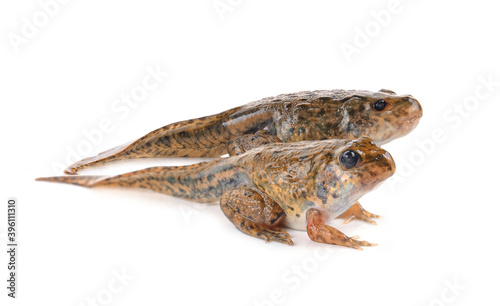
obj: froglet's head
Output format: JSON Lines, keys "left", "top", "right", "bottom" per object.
{"left": 314, "top": 137, "right": 396, "bottom": 217}
{"left": 341, "top": 89, "right": 423, "bottom": 145}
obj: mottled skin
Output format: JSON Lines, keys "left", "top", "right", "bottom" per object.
{"left": 37, "top": 137, "right": 395, "bottom": 248}
{"left": 65, "top": 89, "right": 421, "bottom": 174}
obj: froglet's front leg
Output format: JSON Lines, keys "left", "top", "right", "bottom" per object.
{"left": 337, "top": 202, "right": 381, "bottom": 225}
{"left": 306, "top": 208, "right": 376, "bottom": 250}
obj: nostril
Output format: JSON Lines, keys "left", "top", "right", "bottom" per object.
{"left": 376, "top": 154, "right": 384, "bottom": 160}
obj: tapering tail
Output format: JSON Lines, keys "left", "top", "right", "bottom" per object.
{"left": 36, "top": 175, "right": 105, "bottom": 187}
{"left": 64, "top": 112, "right": 234, "bottom": 175}
{"left": 38, "top": 160, "right": 250, "bottom": 203}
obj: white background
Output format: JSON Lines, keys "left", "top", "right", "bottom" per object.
{"left": 1, "top": 1, "right": 499, "bottom": 305}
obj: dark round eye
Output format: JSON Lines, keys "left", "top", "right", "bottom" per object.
{"left": 372, "top": 99, "right": 387, "bottom": 111}
{"left": 340, "top": 150, "right": 360, "bottom": 169}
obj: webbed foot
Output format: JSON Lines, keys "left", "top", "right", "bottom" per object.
{"left": 240, "top": 217, "right": 293, "bottom": 245}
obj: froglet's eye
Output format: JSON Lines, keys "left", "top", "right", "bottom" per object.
{"left": 340, "top": 150, "right": 360, "bottom": 169}
{"left": 372, "top": 99, "right": 387, "bottom": 111}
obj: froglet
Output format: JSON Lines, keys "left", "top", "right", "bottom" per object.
{"left": 38, "top": 137, "right": 395, "bottom": 249}
{"left": 64, "top": 89, "right": 421, "bottom": 174}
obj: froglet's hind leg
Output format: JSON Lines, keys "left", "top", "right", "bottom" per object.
{"left": 306, "top": 208, "right": 376, "bottom": 250}
{"left": 220, "top": 187, "right": 293, "bottom": 245}
{"left": 227, "top": 133, "right": 282, "bottom": 156}
{"left": 337, "top": 202, "right": 381, "bottom": 225}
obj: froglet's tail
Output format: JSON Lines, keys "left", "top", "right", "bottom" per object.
{"left": 36, "top": 175, "right": 104, "bottom": 187}
{"left": 38, "top": 160, "right": 250, "bottom": 203}
{"left": 64, "top": 110, "right": 241, "bottom": 175}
